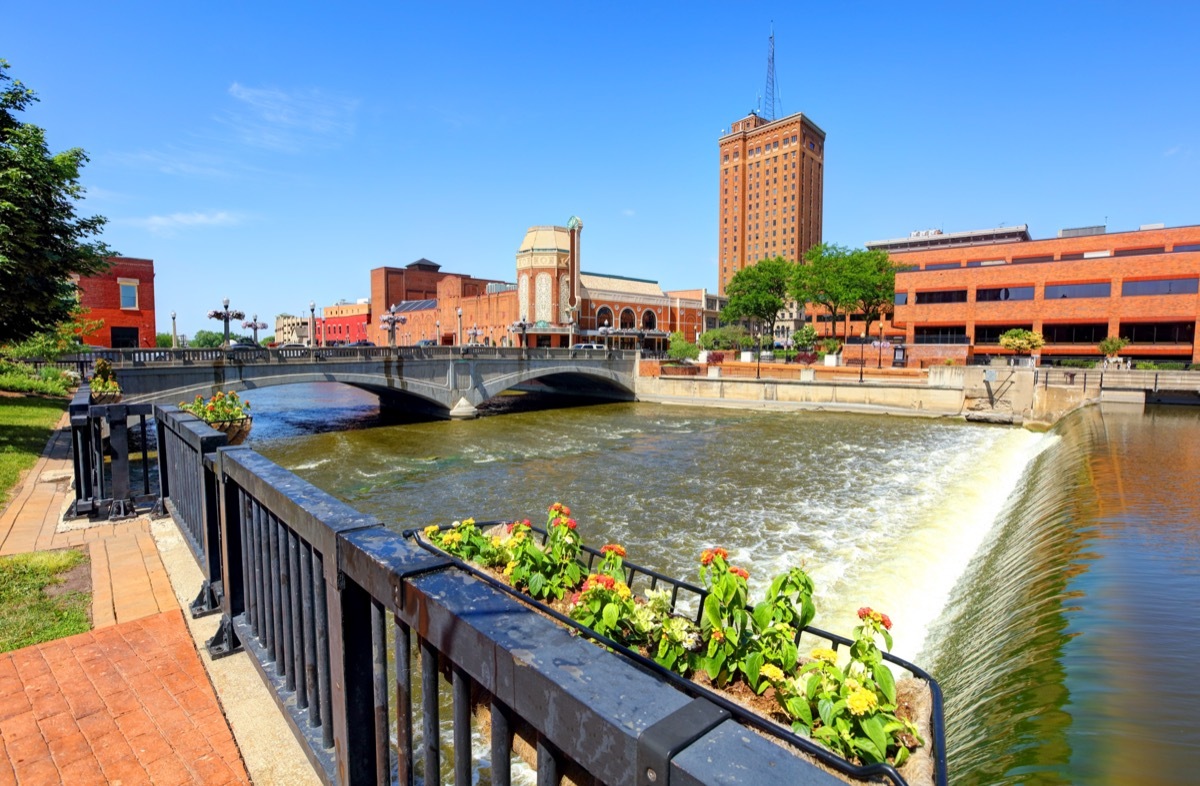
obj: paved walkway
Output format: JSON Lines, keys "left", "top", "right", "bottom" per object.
{"left": 0, "top": 415, "right": 251, "bottom": 784}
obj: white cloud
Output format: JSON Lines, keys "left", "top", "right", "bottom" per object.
{"left": 1165, "top": 145, "right": 1182, "bottom": 157}
{"left": 122, "top": 211, "right": 243, "bottom": 235}
{"left": 221, "top": 82, "right": 360, "bottom": 152}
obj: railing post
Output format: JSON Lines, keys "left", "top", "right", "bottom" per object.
{"left": 106, "top": 404, "right": 136, "bottom": 519}
{"left": 207, "top": 446, "right": 250, "bottom": 658}
{"left": 191, "top": 450, "right": 226, "bottom": 616}
{"left": 327, "top": 566, "right": 377, "bottom": 785}
{"left": 67, "top": 388, "right": 95, "bottom": 518}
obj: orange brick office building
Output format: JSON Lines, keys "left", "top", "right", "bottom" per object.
{"left": 717, "top": 110, "right": 825, "bottom": 295}
{"left": 872, "top": 223, "right": 1200, "bottom": 365}
{"left": 75, "top": 256, "right": 157, "bottom": 348}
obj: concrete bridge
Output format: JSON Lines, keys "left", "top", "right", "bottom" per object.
{"left": 95, "top": 345, "right": 638, "bottom": 418}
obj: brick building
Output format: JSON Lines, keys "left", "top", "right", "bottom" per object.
{"left": 872, "top": 223, "right": 1200, "bottom": 366}
{"left": 75, "top": 257, "right": 156, "bottom": 348}
{"left": 718, "top": 110, "right": 825, "bottom": 295}
{"left": 322, "top": 301, "right": 371, "bottom": 345}
{"left": 368, "top": 218, "right": 704, "bottom": 351}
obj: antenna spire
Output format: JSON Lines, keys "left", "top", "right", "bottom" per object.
{"left": 764, "top": 24, "right": 778, "bottom": 121}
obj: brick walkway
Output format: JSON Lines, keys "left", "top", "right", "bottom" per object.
{"left": 0, "top": 415, "right": 250, "bottom": 784}
{"left": 0, "top": 613, "right": 248, "bottom": 785}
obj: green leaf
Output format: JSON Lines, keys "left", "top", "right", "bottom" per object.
{"left": 743, "top": 651, "right": 764, "bottom": 691}
{"left": 861, "top": 715, "right": 888, "bottom": 762}
{"left": 785, "top": 697, "right": 813, "bottom": 728}
{"left": 874, "top": 664, "right": 896, "bottom": 705}
{"left": 752, "top": 601, "right": 773, "bottom": 631}
{"left": 818, "top": 698, "right": 835, "bottom": 728}
{"left": 894, "top": 746, "right": 910, "bottom": 767}
{"left": 528, "top": 572, "right": 546, "bottom": 597}
{"left": 881, "top": 627, "right": 893, "bottom": 651}
{"left": 703, "top": 594, "right": 722, "bottom": 630}
{"left": 602, "top": 602, "right": 619, "bottom": 631}
{"left": 853, "top": 735, "right": 885, "bottom": 764}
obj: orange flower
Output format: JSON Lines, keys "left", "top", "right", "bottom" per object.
{"left": 730, "top": 566, "right": 749, "bottom": 580}
{"left": 601, "top": 544, "right": 626, "bottom": 558}
{"left": 700, "top": 549, "right": 714, "bottom": 566}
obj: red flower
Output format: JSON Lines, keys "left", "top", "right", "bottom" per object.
{"left": 700, "top": 549, "right": 714, "bottom": 566}
{"left": 730, "top": 566, "right": 749, "bottom": 580}
{"left": 857, "top": 606, "right": 872, "bottom": 621}
{"left": 880, "top": 613, "right": 893, "bottom": 631}
{"left": 601, "top": 544, "right": 626, "bottom": 557}
{"left": 714, "top": 547, "right": 729, "bottom": 561}
{"left": 711, "top": 629, "right": 725, "bottom": 642}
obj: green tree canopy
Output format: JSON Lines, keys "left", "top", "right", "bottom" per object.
{"left": 721, "top": 256, "right": 796, "bottom": 378}
{"left": 846, "top": 247, "right": 897, "bottom": 336}
{"left": 999, "top": 329, "right": 1045, "bottom": 355}
{"left": 0, "top": 60, "right": 112, "bottom": 345}
{"left": 793, "top": 244, "right": 859, "bottom": 339}
{"left": 667, "top": 330, "right": 700, "bottom": 361}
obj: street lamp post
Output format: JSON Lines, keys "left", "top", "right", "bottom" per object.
{"left": 877, "top": 322, "right": 885, "bottom": 369}
{"left": 309, "top": 301, "right": 316, "bottom": 348}
{"left": 242, "top": 314, "right": 268, "bottom": 345}
{"left": 599, "top": 320, "right": 611, "bottom": 353}
{"left": 170, "top": 311, "right": 177, "bottom": 349}
{"left": 207, "top": 298, "right": 245, "bottom": 346}
{"left": 435, "top": 320, "right": 440, "bottom": 346}
{"left": 380, "top": 312, "right": 406, "bottom": 347}
{"left": 456, "top": 307, "right": 463, "bottom": 346}
{"left": 859, "top": 332, "right": 867, "bottom": 383}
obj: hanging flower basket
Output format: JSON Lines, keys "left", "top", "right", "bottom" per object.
{"left": 207, "top": 416, "right": 253, "bottom": 445}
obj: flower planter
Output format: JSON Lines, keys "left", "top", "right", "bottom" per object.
{"left": 408, "top": 518, "right": 945, "bottom": 786}
{"left": 824, "top": 353, "right": 842, "bottom": 367}
{"left": 89, "top": 391, "right": 123, "bottom": 405}
{"left": 206, "top": 416, "right": 252, "bottom": 445}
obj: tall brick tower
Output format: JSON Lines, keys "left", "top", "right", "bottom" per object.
{"left": 717, "top": 111, "right": 825, "bottom": 295}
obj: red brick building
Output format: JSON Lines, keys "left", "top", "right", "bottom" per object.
{"left": 75, "top": 257, "right": 156, "bottom": 348}
{"left": 872, "top": 223, "right": 1200, "bottom": 365}
{"left": 322, "top": 301, "right": 371, "bottom": 345}
{"left": 718, "top": 110, "right": 825, "bottom": 295}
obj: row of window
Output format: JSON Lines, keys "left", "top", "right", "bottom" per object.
{"left": 897, "top": 277, "right": 1200, "bottom": 305}
{"left": 905, "top": 242, "right": 1200, "bottom": 272}
{"left": 913, "top": 321, "right": 1196, "bottom": 345}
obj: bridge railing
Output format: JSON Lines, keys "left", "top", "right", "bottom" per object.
{"left": 64, "top": 345, "right": 639, "bottom": 368}
{"left": 67, "top": 385, "right": 158, "bottom": 519}
{"left": 157, "top": 418, "right": 838, "bottom": 785}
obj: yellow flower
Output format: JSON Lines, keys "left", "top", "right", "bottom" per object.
{"left": 423, "top": 525, "right": 439, "bottom": 537}
{"left": 845, "top": 678, "right": 860, "bottom": 691}
{"left": 462, "top": 517, "right": 476, "bottom": 527}
{"left": 811, "top": 647, "right": 838, "bottom": 663}
{"left": 616, "top": 582, "right": 632, "bottom": 600}
{"left": 846, "top": 687, "right": 878, "bottom": 717}
{"left": 490, "top": 535, "right": 503, "bottom": 548}
{"left": 442, "top": 531, "right": 463, "bottom": 545}
{"left": 760, "top": 664, "right": 785, "bottom": 682}
{"left": 503, "top": 560, "right": 517, "bottom": 577}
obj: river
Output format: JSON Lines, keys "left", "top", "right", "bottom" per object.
{"left": 245, "top": 383, "right": 1200, "bottom": 784}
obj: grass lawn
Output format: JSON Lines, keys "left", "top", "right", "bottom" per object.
{"left": 0, "top": 549, "right": 91, "bottom": 652}
{"left": 0, "top": 394, "right": 68, "bottom": 511}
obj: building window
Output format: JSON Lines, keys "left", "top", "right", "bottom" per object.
{"left": 923, "top": 262, "right": 961, "bottom": 271}
{"left": 1042, "top": 323, "right": 1108, "bottom": 343}
{"left": 1012, "top": 255, "right": 1055, "bottom": 264}
{"left": 118, "top": 278, "right": 139, "bottom": 309}
{"left": 975, "top": 324, "right": 1034, "bottom": 344}
{"left": 1121, "top": 277, "right": 1199, "bottom": 296}
{"left": 1120, "top": 321, "right": 1195, "bottom": 344}
{"left": 893, "top": 292, "right": 908, "bottom": 306}
{"left": 1173, "top": 243, "right": 1200, "bottom": 253}
{"left": 1045, "top": 282, "right": 1111, "bottom": 299}
{"left": 914, "top": 326, "right": 969, "bottom": 344}
{"left": 1113, "top": 246, "right": 1166, "bottom": 257}
{"left": 914, "top": 289, "right": 968, "bottom": 304}
{"left": 976, "top": 286, "right": 1035, "bottom": 302}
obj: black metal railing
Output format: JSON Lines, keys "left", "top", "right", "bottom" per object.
{"left": 153, "top": 422, "right": 846, "bottom": 785}
{"left": 67, "top": 385, "right": 158, "bottom": 519}
{"left": 407, "top": 522, "right": 947, "bottom": 786}
{"left": 154, "top": 405, "right": 230, "bottom": 615}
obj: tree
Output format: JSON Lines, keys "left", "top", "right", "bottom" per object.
{"left": 1098, "top": 336, "right": 1129, "bottom": 357}
{"left": 846, "top": 248, "right": 897, "bottom": 337}
{"left": 156, "top": 333, "right": 172, "bottom": 348}
{"left": 721, "top": 256, "right": 796, "bottom": 379}
{"left": 794, "top": 244, "right": 859, "bottom": 340}
{"left": 1, "top": 305, "right": 103, "bottom": 361}
{"left": 0, "top": 60, "right": 113, "bottom": 345}
{"left": 190, "top": 330, "right": 224, "bottom": 348}
{"left": 999, "top": 329, "right": 1045, "bottom": 355}
{"left": 667, "top": 331, "right": 700, "bottom": 361}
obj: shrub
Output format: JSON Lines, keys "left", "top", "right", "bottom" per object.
{"left": 180, "top": 391, "right": 251, "bottom": 423}
{"left": 0, "top": 360, "right": 70, "bottom": 396}
{"left": 707, "top": 351, "right": 725, "bottom": 365}
{"left": 1058, "top": 359, "right": 1097, "bottom": 369}
{"left": 822, "top": 338, "right": 842, "bottom": 355}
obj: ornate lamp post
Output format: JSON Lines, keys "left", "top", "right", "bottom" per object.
{"left": 877, "top": 322, "right": 885, "bottom": 369}
{"left": 308, "top": 301, "right": 316, "bottom": 348}
{"left": 456, "top": 307, "right": 463, "bottom": 346}
{"left": 380, "top": 312, "right": 406, "bottom": 347}
{"left": 170, "top": 311, "right": 177, "bottom": 349}
{"left": 208, "top": 298, "right": 245, "bottom": 346}
{"left": 599, "top": 319, "right": 612, "bottom": 352}
{"left": 509, "top": 315, "right": 534, "bottom": 358}
{"left": 859, "top": 332, "right": 867, "bottom": 383}
{"left": 435, "top": 320, "right": 440, "bottom": 346}
{"left": 242, "top": 314, "right": 268, "bottom": 345}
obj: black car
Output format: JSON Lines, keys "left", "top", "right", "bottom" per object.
{"left": 348, "top": 340, "right": 376, "bottom": 347}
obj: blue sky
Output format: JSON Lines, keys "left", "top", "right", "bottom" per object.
{"left": 6, "top": 2, "right": 1199, "bottom": 337}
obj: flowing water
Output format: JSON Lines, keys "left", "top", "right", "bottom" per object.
{"left": 245, "top": 383, "right": 1200, "bottom": 784}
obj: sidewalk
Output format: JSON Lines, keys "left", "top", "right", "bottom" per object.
{"left": 0, "top": 415, "right": 312, "bottom": 784}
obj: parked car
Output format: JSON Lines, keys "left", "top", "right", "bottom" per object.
{"left": 348, "top": 340, "right": 376, "bottom": 347}
{"left": 571, "top": 343, "right": 605, "bottom": 350}
{"left": 276, "top": 342, "right": 307, "bottom": 350}
{"left": 416, "top": 339, "right": 439, "bottom": 347}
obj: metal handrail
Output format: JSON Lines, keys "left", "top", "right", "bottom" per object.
{"left": 404, "top": 520, "right": 947, "bottom": 786}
